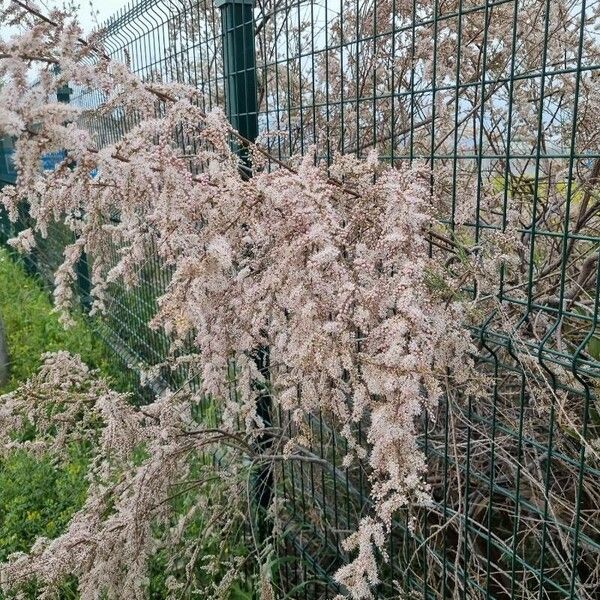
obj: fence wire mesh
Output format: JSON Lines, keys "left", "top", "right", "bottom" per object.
{"left": 1, "top": 0, "right": 600, "bottom": 598}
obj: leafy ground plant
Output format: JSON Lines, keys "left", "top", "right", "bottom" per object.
{"left": 0, "top": 245, "right": 112, "bottom": 549}
{"left": 0, "top": 247, "right": 121, "bottom": 393}
{"left": 0, "top": 249, "right": 99, "bottom": 599}
{"left": 0, "top": 250, "right": 255, "bottom": 599}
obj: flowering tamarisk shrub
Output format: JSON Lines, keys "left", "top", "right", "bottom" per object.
{"left": 0, "top": 352, "right": 252, "bottom": 599}
{"left": 0, "top": 2, "right": 511, "bottom": 598}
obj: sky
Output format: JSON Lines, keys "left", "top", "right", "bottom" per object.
{"left": 0, "top": 1, "right": 126, "bottom": 69}
{"left": 77, "top": 0, "right": 129, "bottom": 33}
{"left": 32, "top": 0, "right": 129, "bottom": 33}
{"left": 0, "top": 0, "right": 128, "bottom": 38}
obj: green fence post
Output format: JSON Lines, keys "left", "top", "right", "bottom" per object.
{"left": 215, "top": 0, "right": 272, "bottom": 538}
{"left": 216, "top": 0, "right": 259, "bottom": 167}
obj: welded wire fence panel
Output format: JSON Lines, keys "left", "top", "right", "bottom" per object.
{"left": 254, "top": 3, "right": 600, "bottom": 598}
{"left": 4, "top": 0, "right": 599, "bottom": 598}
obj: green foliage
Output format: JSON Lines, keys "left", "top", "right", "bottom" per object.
{"left": 0, "top": 250, "right": 256, "bottom": 598}
{"left": 0, "top": 248, "right": 126, "bottom": 394}
{"left": 0, "top": 445, "right": 90, "bottom": 563}
{"left": 0, "top": 248, "right": 116, "bottom": 599}
{"left": 147, "top": 454, "right": 254, "bottom": 599}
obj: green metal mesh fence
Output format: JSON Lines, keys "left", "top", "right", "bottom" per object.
{"left": 1, "top": 1, "right": 599, "bottom": 598}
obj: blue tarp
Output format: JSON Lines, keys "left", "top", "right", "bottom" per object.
{"left": 40, "top": 150, "right": 67, "bottom": 171}
{"left": 0, "top": 139, "right": 69, "bottom": 186}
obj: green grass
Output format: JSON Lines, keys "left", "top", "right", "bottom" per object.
{"left": 0, "top": 248, "right": 119, "bottom": 597}
{"left": 0, "top": 247, "right": 126, "bottom": 394}
{"left": 0, "top": 445, "right": 90, "bottom": 563}
{"left": 0, "top": 248, "right": 255, "bottom": 598}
